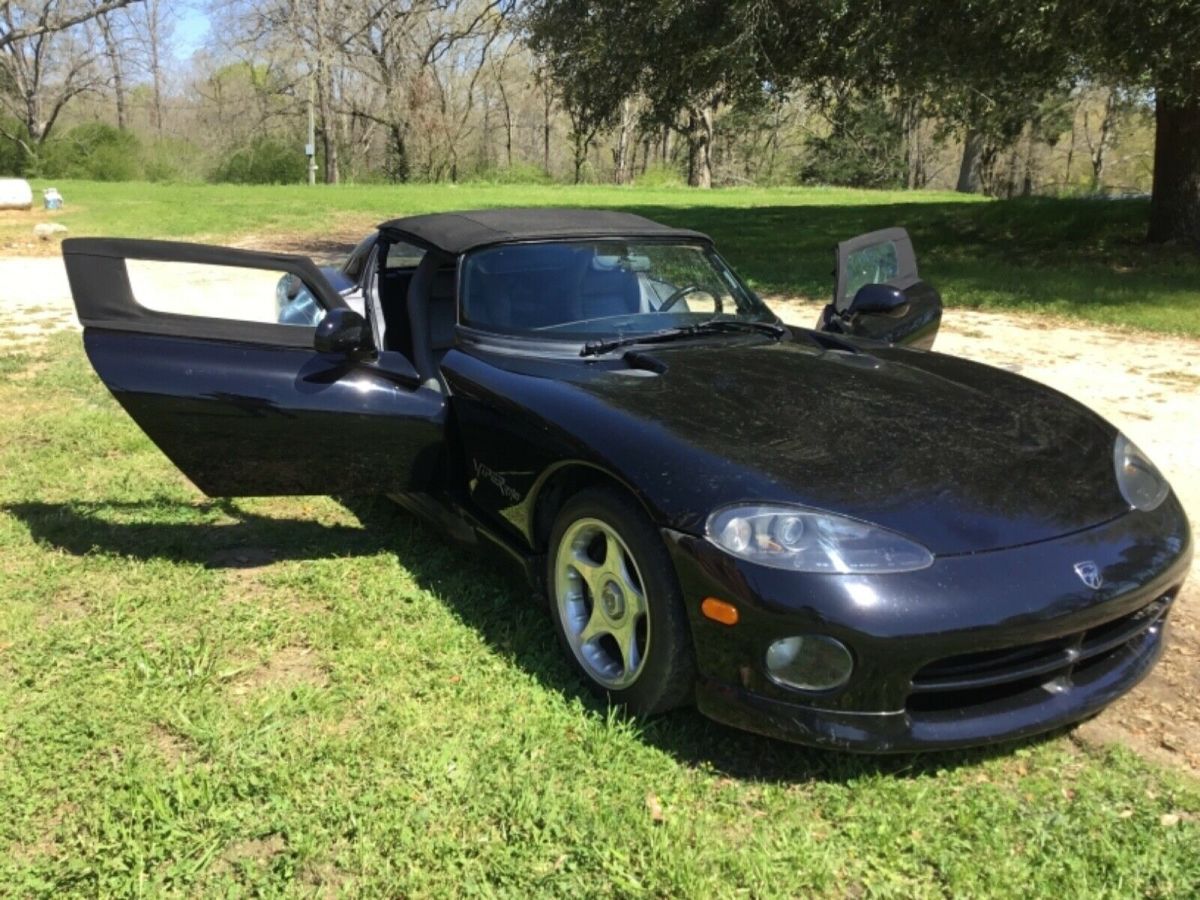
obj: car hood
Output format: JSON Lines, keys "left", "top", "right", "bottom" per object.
{"left": 508, "top": 336, "right": 1129, "bottom": 556}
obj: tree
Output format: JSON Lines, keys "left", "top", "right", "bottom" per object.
{"left": 95, "top": 9, "right": 129, "bottom": 129}
{"left": 798, "top": 90, "right": 906, "bottom": 189}
{"left": 0, "top": 0, "right": 141, "bottom": 51}
{"left": 1078, "top": 0, "right": 1200, "bottom": 243}
{"left": 525, "top": 0, "right": 638, "bottom": 182}
{"left": 758, "top": 0, "right": 1200, "bottom": 240}
{"left": 525, "top": 0, "right": 764, "bottom": 187}
{"left": 130, "top": 0, "right": 169, "bottom": 134}
{"left": 534, "top": 0, "right": 1199, "bottom": 241}
{"left": 0, "top": 1, "right": 113, "bottom": 166}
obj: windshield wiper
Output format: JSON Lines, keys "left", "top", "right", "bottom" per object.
{"left": 580, "top": 319, "right": 788, "bottom": 357}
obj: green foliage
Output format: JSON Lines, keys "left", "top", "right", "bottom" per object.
{"left": 141, "top": 138, "right": 205, "bottom": 183}
{"left": 468, "top": 162, "right": 554, "bottom": 185}
{"left": 634, "top": 163, "right": 685, "bottom": 188}
{"left": 0, "top": 118, "right": 26, "bottom": 176}
{"left": 208, "top": 138, "right": 307, "bottom": 185}
{"left": 38, "top": 124, "right": 143, "bottom": 181}
{"left": 799, "top": 95, "right": 906, "bottom": 189}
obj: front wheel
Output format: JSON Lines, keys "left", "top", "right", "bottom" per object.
{"left": 547, "top": 486, "right": 695, "bottom": 715}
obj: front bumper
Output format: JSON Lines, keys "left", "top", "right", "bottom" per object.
{"left": 694, "top": 598, "right": 1169, "bottom": 751}
{"left": 665, "top": 494, "right": 1192, "bottom": 752}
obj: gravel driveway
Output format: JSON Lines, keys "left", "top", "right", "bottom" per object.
{"left": 4, "top": 254, "right": 1197, "bottom": 772}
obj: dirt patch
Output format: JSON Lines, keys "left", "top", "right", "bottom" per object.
{"left": 229, "top": 646, "right": 329, "bottom": 701}
{"left": 35, "top": 597, "right": 87, "bottom": 628}
{"left": 231, "top": 227, "right": 370, "bottom": 263}
{"left": 149, "top": 724, "right": 190, "bottom": 767}
{"left": 300, "top": 845, "right": 353, "bottom": 897}
{"left": 7, "top": 802, "right": 77, "bottom": 863}
{"left": 0, "top": 208, "right": 70, "bottom": 257}
{"left": 213, "top": 833, "right": 288, "bottom": 880}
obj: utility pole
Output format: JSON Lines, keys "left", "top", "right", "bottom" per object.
{"left": 307, "top": 72, "right": 317, "bottom": 186}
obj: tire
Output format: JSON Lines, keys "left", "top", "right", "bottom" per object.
{"left": 546, "top": 485, "right": 695, "bottom": 715}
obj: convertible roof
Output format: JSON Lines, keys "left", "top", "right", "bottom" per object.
{"left": 378, "top": 208, "right": 710, "bottom": 255}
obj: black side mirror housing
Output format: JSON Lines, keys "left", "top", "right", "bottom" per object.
{"left": 314, "top": 307, "right": 368, "bottom": 355}
{"left": 849, "top": 283, "right": 908, "bottom": 315}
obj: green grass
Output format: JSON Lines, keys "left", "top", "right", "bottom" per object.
{"left": 2, "top": 331, "right": 1199, "bottom": 895}
{"left": 9, "top": 179, "right": 1200, "bottom": 336}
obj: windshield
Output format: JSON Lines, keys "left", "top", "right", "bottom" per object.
{"left": 460, "top": 241, "right": 773, "bottom": 339}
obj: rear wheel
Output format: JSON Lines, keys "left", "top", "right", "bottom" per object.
{"left": 547, "top": 486, "right": 694, "bottom": 715}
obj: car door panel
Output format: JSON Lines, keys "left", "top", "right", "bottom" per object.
{"left": 816, "top": 227, "right": 942, "bottom": 350}
{"left": 63, "top": 238, "right": 446, "bottom": 496}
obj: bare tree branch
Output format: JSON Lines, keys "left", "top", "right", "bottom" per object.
{"left": 0, "top": 0, "right": 143, "bottom": 50}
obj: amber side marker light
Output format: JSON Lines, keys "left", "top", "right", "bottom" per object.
{"left": 701, "top": 597, "right": 739, "bottom": 626}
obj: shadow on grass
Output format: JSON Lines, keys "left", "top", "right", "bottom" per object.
{"left": 5, "top": 497, "right": 401, "bottom": 568}
{"left": 5, "top": 493, "right": 1062, "bottom": 784}
{"left": 654, "top": 198, "right": 1194, "bottom": 296}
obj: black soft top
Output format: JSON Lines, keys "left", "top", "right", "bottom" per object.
{"left": 378, "top": 207, "right": 710, "bottom": 255}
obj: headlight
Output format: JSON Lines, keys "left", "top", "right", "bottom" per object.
{"left": 1114, "top": 434, "right": 1170, "bottom": 511}
{"left": 706, "top": 504, "right": 933, "bottom": 573}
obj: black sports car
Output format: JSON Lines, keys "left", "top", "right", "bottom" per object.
{"left": 62, "top": 209, "right": 1191, "bottom": 752}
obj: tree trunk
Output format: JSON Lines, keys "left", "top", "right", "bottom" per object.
{"left": 146, "top": 0, "right": 164, "bottom": 135}
{"left": 495, "top": 77, "right": 513, "bottom": 168}
{"left": 571, "top": 125, "right": 588, "bottom": 184}
{"left": 480, "top": 86, "right": 492, "bottom": 171}
{"left": 1148, "top": 88, "right": 1200, "bottom": 245}
{"left": 686, "top": 104, "right": 713, "bottom": 188}
{"left": 1021, "top": 121, "right": 1035, "bottom": 197}
{"left": 314, "top": 0, "right": 338, "bottom": 184}
{"left": 613, "top": 97, "right": 632, "bottom": 184}
{"left": 1090, "top": 90, "right": 1118, "bottom": 192}
{"left": 542, "top": 86, "right": 553, "bottom": 175}
{"left": 956, "top": 129, "right": 984, "bottom": 193}
{"left": 389, "top": 123, "right": 409, "bottom": 183}
{"left": 98, "top": 12, "right": 127, "bottom": 129}
{"left": 903, "top": 99, "right": 921, "bottom": 190}
{"left": 1064, "top": 99, "right": 1080, "bottom": 188}
{"left": 318, "top": 77, "right": 338, "bottom": 184}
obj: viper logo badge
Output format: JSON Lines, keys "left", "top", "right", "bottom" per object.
{"left": 1073, "top": 561, "right": 1103, "bottom": 590}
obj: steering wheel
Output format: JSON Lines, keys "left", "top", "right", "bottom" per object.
{"left": 659, "top": 284, "right": 722, "bottom": 314}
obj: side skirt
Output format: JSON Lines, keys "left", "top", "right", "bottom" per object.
{"left": 386, "top": 491, "right": 546, "bottom": 595}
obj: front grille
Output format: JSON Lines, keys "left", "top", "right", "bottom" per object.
{"left": 907, "top": 595, "right": 1173, "bottom": 714}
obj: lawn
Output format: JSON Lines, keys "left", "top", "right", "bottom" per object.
{"left": 5, "top": 179, "right": 1200, "bottom": 336}
{"left": 1, "top": 332, "right": 1199, "bottom": 894}
{"left": 2, "top": 183, "right": 1199, "bottom": 894}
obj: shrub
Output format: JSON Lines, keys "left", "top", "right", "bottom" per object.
{"left": 140, "top": 138, "right": 205, "bottom": 182}
{"left": 634, "top": 164, "right": 685, "bottom": 188}
{"left": 208, "top": 138, "right": 306, "bottom": 184}
{"left": 39, "top": 123, "right": 143, "bottom": 181}
{"left": 469, "top": 163, "right": 554, "bottom": 185}
{"left": 798, "top": 96, "right": 906, "bottom": 189}
{"left": 0, "top": 116, "right": 28, "bottom": 176}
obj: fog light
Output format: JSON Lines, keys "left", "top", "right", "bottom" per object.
{"left": 765, "top": 635, "right": 853, "bottom": 691}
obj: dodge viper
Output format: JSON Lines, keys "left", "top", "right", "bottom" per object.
{"left": 61, "top": 209, "right": 1191, "bottom": 751}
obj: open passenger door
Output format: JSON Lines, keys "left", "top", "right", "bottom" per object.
{"left": 815, "top": 227, "right": 941, "bottom": 350}
{"left": 62, "top": 238, "right": 445, "bottom": 496}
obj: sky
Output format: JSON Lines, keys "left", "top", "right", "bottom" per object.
{"left": 174, "top": 4, "right": 211, "bottom": 60}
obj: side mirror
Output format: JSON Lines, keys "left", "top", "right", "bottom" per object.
{"left": 849, "top": 283, "right": 907, "bottom": 315}
{"left": 314, "top": 307, "right": 368, "bottom": 355}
